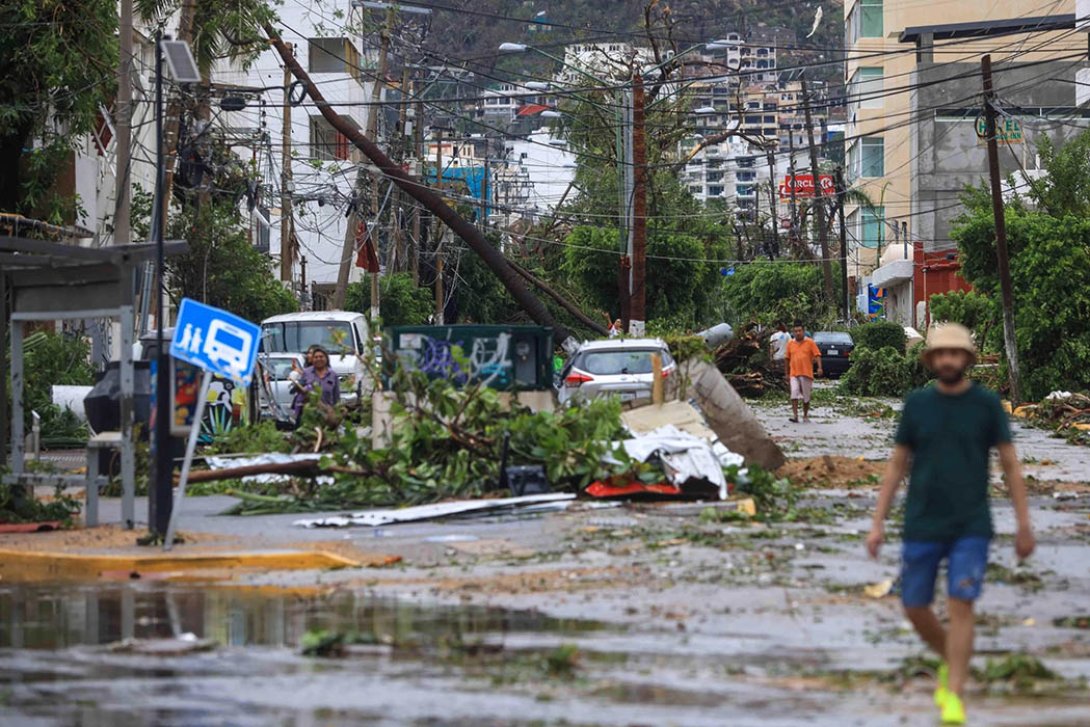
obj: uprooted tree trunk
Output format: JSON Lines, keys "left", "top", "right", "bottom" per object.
{"left": 668, "top": 359, "right": 786, "bottom": 471}
{"left": 264, "top": 25, "right": 581, "bottom": 351}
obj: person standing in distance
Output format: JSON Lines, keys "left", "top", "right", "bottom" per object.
{"left": 785, "top": 320, "right": 822, "bottom": 422}
{"left": 866, "top": 323, "right": 1035, "bottom": 725}
{"left": 769, "top": 322, "right": 790, "bottom": 371}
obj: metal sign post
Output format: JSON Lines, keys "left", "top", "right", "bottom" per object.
{"left": 163, "top": 369, "right": 212, "bottom": 551}
{"left": 161, "top": 298, "right": 260, "bottom": 551}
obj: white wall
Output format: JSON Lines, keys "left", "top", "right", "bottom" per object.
{"left": 214, "top": 0, "right": 373, "bottom": 287}
{"left": 505, "top": 130, "right": 576, "bottom": 215}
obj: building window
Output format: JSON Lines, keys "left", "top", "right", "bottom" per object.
{"left": 308, "top": 38, "right": 361, "bottom": 82}
{"left": 847, "top": 0, "right": 884, "bottom": 45}
{"left": 861, "top": 136, "right": 884, "bottom": 177}
{"left": 708, "top": 185, "right": 723, "bottom": 197}
{"left": 861, "top": 0, "right": 883, "bottom": 38}
{"left": 851, "top": 67, "right": 884, "bottom": 110}
{"left": 310, "top": 115, "right": 350, "bottom": 161}
{"left": 861, "top": 205, "right": 885, "bottom": 249}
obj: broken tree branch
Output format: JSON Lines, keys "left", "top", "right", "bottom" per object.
{"left": 507, "top": 259, "right": 609, "bottom": 335}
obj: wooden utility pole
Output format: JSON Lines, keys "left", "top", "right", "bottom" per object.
{"left": 280, "top": 43, "right": 294, "bottom": 284}
{"left": 629, "top": 72, "right": 648, "bottom": 335}
{"left": 411, "top": 94, "right": 423, "bottom": 284}
{"left": 834, "top": 166, "right": 851, "bottom": 322}
{"left": 765, "top": 148, "right": 780, "bottom": 258}
{"left": 115, "top": 0, "right": 134, "bottom": 247}
{"left": 370, "top": 5, "right": 394, "bottom": 321}
{"left": 788, "top": 133, "right": 798, "bottom": 250}
{"left": 802, "top": 78, "right": 834, "bottom": 303}
{"left": 300, "top": 255, "right": 308, "bottom": 309}
{"left": 332, "top": 7, "right": 394, "bottom": 311}
{"left": 389, "top": 66, "right": 411, "bottom": 272}
{"left": 982, "top": 54, "right": 1022, "bottom": 402}
{"left": 160, "top": 0, "right": 198, "bottom": 224}
{"left": 434, "top": 126, "right": 445, "bottom": 324}
{"left": 265, "top": 24, "right": 578, "bottom": 348}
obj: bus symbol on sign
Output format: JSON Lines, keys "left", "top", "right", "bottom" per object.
{"left": 170, "top": 298, "right": 261, "bottom": 384}
{"left": 205, "top": 319, "right": 254, "bottom": 377}
{"left": 975, "top": 115, "right": 1022, "bottom": 144}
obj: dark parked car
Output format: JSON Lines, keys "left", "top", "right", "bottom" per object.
{"left": 813, "top": 331, "right": 854, "bottom": 378}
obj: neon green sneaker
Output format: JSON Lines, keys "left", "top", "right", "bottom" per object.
{"left": 941, "top": 691, "right": 967, "bottom": 725}
{"left": 934, "top": 662, "right": 950, "bottom": 708}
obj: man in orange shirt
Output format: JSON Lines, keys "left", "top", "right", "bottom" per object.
{"left": 785, "top": 320, "right": 822, "bottom": 422}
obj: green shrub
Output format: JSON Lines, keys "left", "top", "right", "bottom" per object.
{"left": 929, "top": 290, "right": 995, "bottom": 350}
{"left": 839, "top": 344, "right": 930, "bottom": 397}
{"left": 346, "top": 272, "right": 433, "bottom": 327}
{"left": 852, "top": 321, "right": 907, "bottom": 354}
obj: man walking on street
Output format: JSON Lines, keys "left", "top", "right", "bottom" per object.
{"left": 866, "top": 323, "right": 1035, "bottom": 725}
{"left": 785, "top": 320, "right": 822, "bottom": 422}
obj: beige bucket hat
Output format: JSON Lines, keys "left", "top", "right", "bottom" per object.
{"left": 921, "top": 323, "right": 977, "bottom": 366}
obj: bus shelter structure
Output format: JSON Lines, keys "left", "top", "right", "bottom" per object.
{"left": 0, "top": 236, "right": 186, "bottom": 528}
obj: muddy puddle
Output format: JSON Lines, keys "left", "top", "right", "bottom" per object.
{"left": 0, "top": 583, "right": 602, "bottom": 651}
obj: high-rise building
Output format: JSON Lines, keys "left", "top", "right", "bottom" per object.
{"left": 842, "top": 0, "right": 1074, "bottom": 280}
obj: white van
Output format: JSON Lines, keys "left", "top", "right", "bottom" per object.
{"left": 259, "top": 311, "right": 371, "bottom": 403}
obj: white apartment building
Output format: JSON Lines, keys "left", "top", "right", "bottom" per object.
{"left": 214, "top": 3, "right": 373, "bottom": 292}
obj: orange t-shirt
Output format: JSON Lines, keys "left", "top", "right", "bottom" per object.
{"left": 786, "top": 337, "right": 821, "bottom": 378}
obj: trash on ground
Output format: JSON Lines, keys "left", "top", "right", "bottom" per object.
{"left": 864, "top": 579, "right": 895, "bottom": 599}
{"left": 293, "top": 493, "right": 576, "bottom": 528}
{"left": 586, "top": 423, "right": 738, "bottom": 501}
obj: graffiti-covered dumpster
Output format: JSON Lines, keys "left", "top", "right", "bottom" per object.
{"left": 387, "top": 325, "right": 554, "bottom": 391}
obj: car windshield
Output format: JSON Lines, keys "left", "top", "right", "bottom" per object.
{"left": 262, "top": 322, "right": 355, "bottom": 355}
{"left": 262, "top": 357, "right": 299, "bottom": 379}
{"left": 579, "top": 348, "right": 673, "bottom": 375}
{"left": 814, "top": 332, "right": 853, "bottom": 345}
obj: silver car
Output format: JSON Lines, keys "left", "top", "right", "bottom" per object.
{"left": 558, "top": 339, "right": 677, "bottom": 405}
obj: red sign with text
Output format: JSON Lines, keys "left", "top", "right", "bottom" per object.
{"left": 779, "top": 174, "right": 834, "bottom": 199}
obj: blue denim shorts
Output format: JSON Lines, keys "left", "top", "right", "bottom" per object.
{"left": 900, "top": 536, "right": 990, "bottom": 608}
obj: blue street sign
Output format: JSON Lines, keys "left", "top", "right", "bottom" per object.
{"left": 170, "top": 298, "right": 260, "bottom": 384}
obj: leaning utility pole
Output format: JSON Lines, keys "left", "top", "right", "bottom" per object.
{"left": 265, "top": 24, "right": 577, "bottom": 348}
{"left": 834, "top": 166, "right": 851, "bottom": 322}
{"left": 629, "top": 72, "right": 648, "bottom": 336}
{"left": 981, "top": 54, "right": 1022, "bottom": 402}
{"left": 802, "top": 78, "right": 834, "bottom": 303}
{"left": 115, "top": 0, "right": 134, "bottom": 247}
{"left": 280, "top": 43, "right": 294, "bottom": 284}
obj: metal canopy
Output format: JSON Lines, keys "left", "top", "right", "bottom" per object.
{"left": 899, "top": 15, "right": 1075, "bottom": 44}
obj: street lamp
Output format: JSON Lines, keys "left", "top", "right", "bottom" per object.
{"left": 151, "top": 35, "right": 199, "bottom": 540}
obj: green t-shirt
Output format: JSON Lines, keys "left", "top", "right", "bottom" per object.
{"left": 894, "top": 382, "right": 1011, "bottom": 542}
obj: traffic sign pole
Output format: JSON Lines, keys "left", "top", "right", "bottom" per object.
{"left": 163, "top": 369, "right": 213, "bottom": 551}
